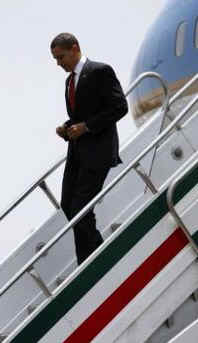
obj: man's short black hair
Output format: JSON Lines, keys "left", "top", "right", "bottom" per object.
{"left": 50, "top": 32, "right": 81, "bottom": 51}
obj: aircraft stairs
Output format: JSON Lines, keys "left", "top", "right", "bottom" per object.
{"left": 1, "top": 72, "right": 198, "bottom": 342}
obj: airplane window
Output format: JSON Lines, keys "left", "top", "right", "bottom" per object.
{"left": 194, "top": 18, "right": 198, "bottom": 48}
{"left": 175, "top": 22, "right": 187, "bottom": 56}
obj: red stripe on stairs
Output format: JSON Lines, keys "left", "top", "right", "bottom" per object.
{"left": 63, "top": 228, "right": 189, "bottom": 343}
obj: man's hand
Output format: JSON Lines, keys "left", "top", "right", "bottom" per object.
{"left": 67, "top": 122, "right": 88, "bottom": 140}
{"left": 56, "top": 124, "right": 69, "bottom": 139}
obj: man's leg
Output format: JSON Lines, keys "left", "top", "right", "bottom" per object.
{"left": 60, "top": 158, "right": 77, "bottom": 220}
{"left": 68, "top": 165, "right": 111, "bottom": 265}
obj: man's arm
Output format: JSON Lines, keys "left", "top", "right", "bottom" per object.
{"left": 84, "top": 65, "right": 128, "bottom": 134}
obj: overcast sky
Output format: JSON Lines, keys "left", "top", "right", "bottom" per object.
{"left": 0, "top": 0, "right": 165, "bottom": 261}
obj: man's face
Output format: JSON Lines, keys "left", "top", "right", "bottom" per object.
{"left": 51, "top": 45, "right": 77, "bottom": 72}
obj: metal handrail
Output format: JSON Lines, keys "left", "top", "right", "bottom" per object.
{"left": 167, "top": 156, "right": 198, "bottom": 256}
{"left": 125, "top": 72, "right": 169, "bottom": 110}
{"left": 0, "top": 156, "right": 65, "bottom": 221}
{"left": 169, "top": 73, "right": 198, "bottom": 108}
{"left": 0, "top": 72, "right": 169, "bottom": 222}
{"left": 146, "top": 73, "right": 198, "bottom": 191}
{"left": 1, "top": 88, "right": 198, "bottom": 298}
{"left": 157, "top": 73, "right": 198, "bottom": 128}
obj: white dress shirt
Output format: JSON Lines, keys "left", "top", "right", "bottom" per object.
{"left": 73, "top": 54, "right": 87, "bottom": 89}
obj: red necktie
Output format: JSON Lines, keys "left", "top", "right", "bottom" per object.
{"left": 69, "top": 71, "right": 75, "bottom": 112}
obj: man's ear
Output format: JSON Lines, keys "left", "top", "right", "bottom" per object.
{"left": 71, "top": 43, "right": 80, "bottom": 55}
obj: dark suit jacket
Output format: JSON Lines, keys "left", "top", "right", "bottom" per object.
{"left": 63, "top": 58, "right": 128, "bottom": 168}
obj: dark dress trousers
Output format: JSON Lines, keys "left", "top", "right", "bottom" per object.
{"left": 60, "top": 58, "right": 128, "bottom": 265}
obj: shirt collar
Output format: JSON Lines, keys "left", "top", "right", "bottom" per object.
{"left": 73, "top": 55, "right": 87, "bottom": 75}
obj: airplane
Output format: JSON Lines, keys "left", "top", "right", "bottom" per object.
{"left": 1, "top": 0, "right": 198, "bottom": 342}
{"left": 130, "top": 0, "right": 198, "bottom": 127}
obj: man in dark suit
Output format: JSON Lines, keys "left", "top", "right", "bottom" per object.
{"left": 50, "top": 32, "right": 128, "bottom": 265}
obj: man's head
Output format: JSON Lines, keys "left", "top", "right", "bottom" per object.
{"left": 50, "top": 32, "right": 81, "bottom": 72}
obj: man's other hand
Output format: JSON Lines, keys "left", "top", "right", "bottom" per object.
{"left": 67, "top": 122, "right": 88, "bottom": 140}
